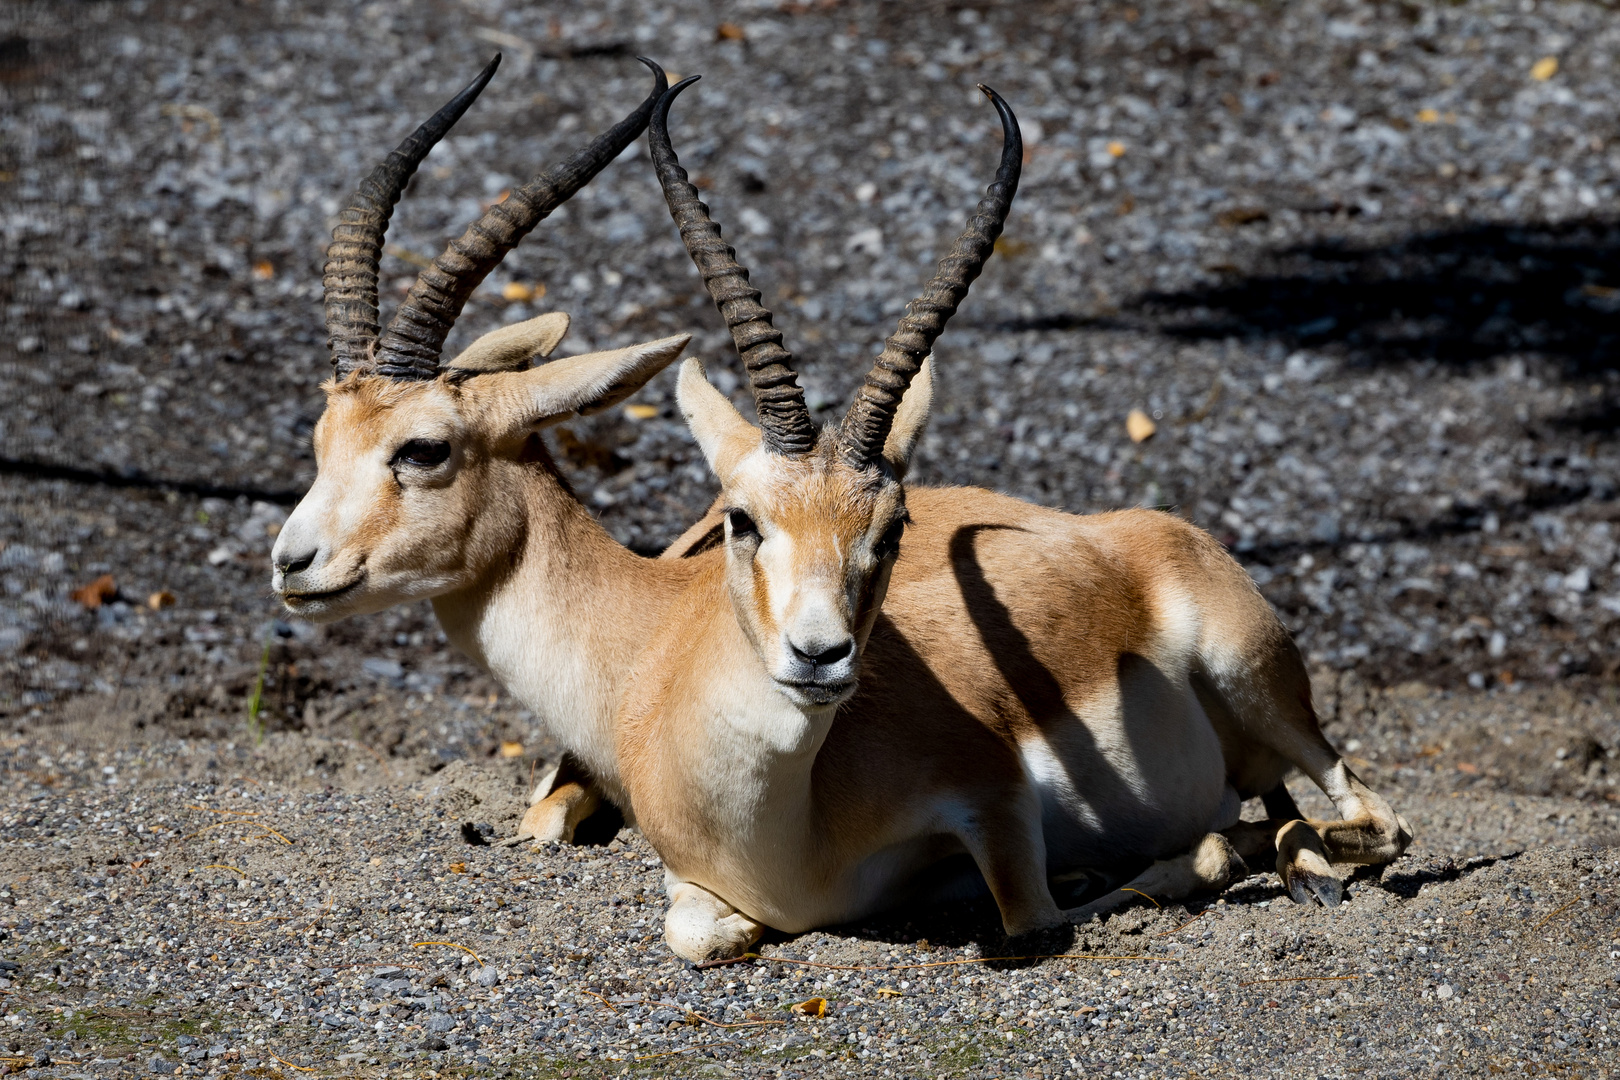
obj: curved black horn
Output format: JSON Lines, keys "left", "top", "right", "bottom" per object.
{"left": 648, "top": 77, "right": 817, "bottom": 457}
{"left": 838, "top": 84, "right": 1021, "bottom": 467}
{"left": 370, "top": 58, "right": 670, "bottom": 380}
{"left": 325, "top": 55, "right": 501, "bottom": 379}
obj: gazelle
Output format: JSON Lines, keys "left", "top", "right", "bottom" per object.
{"left": 271, "top": 56, "right": 1410, "bottom": 963}
{"left": 609, "top": 77, "right": 1413, "bottom": 962}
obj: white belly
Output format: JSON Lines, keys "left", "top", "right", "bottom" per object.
{"left": 1020, "top": 666, "right": 1229, "bottom": 868}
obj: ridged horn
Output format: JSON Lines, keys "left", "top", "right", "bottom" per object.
{"left": 325, "top": 55, "right": 501, "bottom": 379}
{"left": 837, "top": 85, "right": 1022, "bottom": 467}
{"left": 648, "top": 77, "right": 817, "bottom": 457}
{"left": 370, "top": 58, "right": 671, "bottom": 380}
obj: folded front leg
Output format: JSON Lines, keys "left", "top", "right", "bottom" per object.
{"left": 663, "top": 876, "right": 766, "bottom": 966}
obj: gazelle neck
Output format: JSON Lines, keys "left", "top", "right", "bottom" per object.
{"left": 431, "top": 440, "right": 694, "bottom": 805}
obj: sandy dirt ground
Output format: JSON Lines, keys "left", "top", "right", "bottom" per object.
{"left": 1, "top": 0, "right": 1618, "bottom": 1076}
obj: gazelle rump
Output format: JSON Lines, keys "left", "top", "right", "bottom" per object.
{"left": 617, "top": 78, "right": 1413, "bottom": 962}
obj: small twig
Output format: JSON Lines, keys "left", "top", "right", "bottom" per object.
{"left": 1156, "top": 910, "right": 1206, "bottom": 937}
{"left": 255, "top": 824, "right": 294, "bottom": 846}
{"left": 1237, "top": 973, "right": 1363, "bottom": 988}
{"left": 581, "top": 988, "right": 618, "bottom": 1012}
{"left": 412, "top": 940, "right": 482, "bottom": 966}
{"left": 1120, "top": 887, "right": 1161, "bottom": 909}
{"left": 268, "top": 1050, "right": 315, "bottom": 1072}
{"left": 1533, "top": 898, "right": 1581, "bottom": 930}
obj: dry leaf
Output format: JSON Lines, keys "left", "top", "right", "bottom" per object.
{"left": 1456, "top": 762, "right": 1479, "bottom": 775}
{"left": 875, "top": 987, "right": 903, "bottom": 998}
{"left": 1415, "top": 108, "right": 1440, "bottom": 124}
{"left": 1125, "top": 409, "right": 1157, "bottom": 443}
{"left": 623, "top": 404, "right": 659, "bottom": 420}
{"left": 449, "top": 862, "right": 468, "bottom": 874}
{"left": 147, "top": 590, "right": 176, "bottom": 610}
{"left": 716, "top": 22, "right": 746, "bottom": 40}
{"left": 499, "top": 741, "right": 524, "bottom": 758}
{"left": 1106, "top": 140, "right": 1126, "bottom": 158}
{"left": 251, "top": 260, "right": 275, "bottom": 281}
{"left": 71, "top": 574, "right": 117, "bottom": 609}
{"left": 502, "top": 282, "right": 544, "bottom": 302}
{"left": 790, "top": 997, "right": 828, "bottom": 1018}
{"left": 1530, "top": 56, "right": 1558, "bottom": 81}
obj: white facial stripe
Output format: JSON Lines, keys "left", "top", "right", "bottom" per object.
{"left": 754, "top": 529, "right": 797, "bottom": 629}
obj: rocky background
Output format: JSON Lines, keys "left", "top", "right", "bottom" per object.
{"left": 0, "top": 0, "right": 1617, "bottom": 1076}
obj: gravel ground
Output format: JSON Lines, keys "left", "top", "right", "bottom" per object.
{"left": 2, "top": 0, "right": 1620, "bottom": 1075}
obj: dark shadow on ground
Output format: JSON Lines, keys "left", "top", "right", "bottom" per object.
{"left": 1136, "top": 219, "right": 1620, "bottom": 380}
{"left": 997, "top": 217, "right": 1620, "bottom": 392}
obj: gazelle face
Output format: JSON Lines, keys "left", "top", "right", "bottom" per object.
{"left": 272, "top": 376, "right": 507, "bottom": 621}
{"left": 272, "top": 326, "right": 691, "bottom": 621}
{"left": 720, "top": 444, "right": 907, "bottom": 707}
{"left": 678, "top": 358, "right": 931, "bottom": 709}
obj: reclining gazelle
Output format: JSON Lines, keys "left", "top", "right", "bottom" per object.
{"left": 271, "top": 58, "right": 1412, "bottom": 964}
{"left": 605, "top": 79, "right": 1414, "bottom": 960}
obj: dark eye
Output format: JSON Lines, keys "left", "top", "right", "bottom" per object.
{"left": 873, "top": 519, "right": 905, "bottom": 560}
{"left": 394, "top": 439, "right": 451, "bottom": 469}
{"left": 725, "top": 508, "right": 758, "bottom": 540}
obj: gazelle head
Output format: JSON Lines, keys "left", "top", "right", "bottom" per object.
{"left": 649, "top": 77, "right": 1021, "bottom": 708}
{"left": 272, "top": 56, "right": 686, "bottom": 620}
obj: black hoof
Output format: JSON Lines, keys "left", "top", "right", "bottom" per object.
{"left": 1285, "top": 869, "right": 1344, "bottom": 907}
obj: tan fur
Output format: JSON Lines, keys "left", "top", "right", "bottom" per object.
{"left": 274, "top": 323, "right": 1410, "bottom": 959}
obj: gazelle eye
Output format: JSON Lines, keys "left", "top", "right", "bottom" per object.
{"left": 725, "top": 508, "right": 758, "bottom": 539}
{"left": 394, "top": 439, "right": 451, "bottom": 468}
{"left": 874, "top": 519, "right": 906, "bottom": 559}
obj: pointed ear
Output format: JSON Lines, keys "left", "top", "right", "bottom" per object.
{"left": 491, "top": 334, "right": 691, "bottom": 433}
{"left": 881, "top": 355, "right": 933, "bottom": 479}
{"left": 676, "top": 358, "right": 761, "bottom": 482}
{"left": 446, "top": 312, "right": 572, "bottom": 374}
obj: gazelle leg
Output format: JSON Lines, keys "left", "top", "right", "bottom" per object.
{"left": 956, "top": 794, "right": 1065, "bottom": 937}
{"left": 1200, "top": 629, "right": 1413, "bottom": 904}
{"left": 1065, "top": 833, "right": 1245, "bottom": 924}
{"left": 509, "top": 753, "right": 601, "bottom": 845}
{"left": 662, "top": 875, "right": 766, "bottom": 965}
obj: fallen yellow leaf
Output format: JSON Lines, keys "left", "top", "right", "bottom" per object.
{"left": 624, "top": 404, "right": 659, "bottom": 420}
{"left": 1107, "top": 140, "right": 1127, "bottom": 158}
{"left": 499, "top": 741, "right": 524, "bottom": 758}
{"left": 147, "top": 589, "right": 176, "bottom": 610}
{"left": 716, "top": 22, "right": 746, "bottom": 40}
{"left": 449, "top": 862, "right": 468, "bottom": 874}
{"left": 1530, "top": 56, "right": 1558, "bottom": 81}
{"left": 251, "top": 260, "right": 275, "bottom": 281}
{"left": 1125, "top": 409, "right": 1157, "bottom": 443}
{"left": 790, "top": 997, "right": 828, "bottom": 1018}
{"left": 71, "top": 574, "right": 117, "bottom": 609}
{"left": 502, "top": 282, "right": 544, "bottom": 302}
{"left": 875, "top": 988, "right": 903, "bottom": 998}
{"left": 1415, "top": 108, "right": 1440, "bottom": 124}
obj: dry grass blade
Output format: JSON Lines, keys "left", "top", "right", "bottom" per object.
{"left": 202, "top": 864, "right": 246, "bottom": 877}
{"left": 1120, "top": 887, "right": 1161, "bottom": 908}
{"left": 1156, "top": 910, "right": 1206, "bottom": 936}
{"left": 412, "top": 940, "right": 482, "bottom": 965}
{"left": 1532, "top": 897, "right": 1581, "bottom": 930}
{"left": 268, "top": 1050, "right": 315, "bottom": 1072}
{"left": 187, "top": 805, "right": 261, "bottom": 817}
{"left": 581, "top": 988, "right": 618, "bottom": 1012}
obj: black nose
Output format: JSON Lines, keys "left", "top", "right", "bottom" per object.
{"left": 790, "top": 638, "right": 854, "bottom": 668}
{"left": 276, "top": 550, "right": 316, "bottom": 575}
